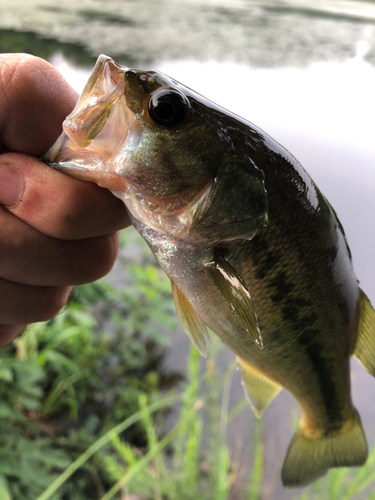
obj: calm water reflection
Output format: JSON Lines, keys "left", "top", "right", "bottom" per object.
{"left": 2, "top": 0, "right": 375, "bottom": 66}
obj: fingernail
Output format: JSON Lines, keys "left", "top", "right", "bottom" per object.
{"left": 0, "top": 165, "right": 24, "bottom": 207}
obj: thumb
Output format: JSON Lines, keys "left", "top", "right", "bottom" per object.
{"left": 0, "top": 152, "right": 130, "bottom": 240}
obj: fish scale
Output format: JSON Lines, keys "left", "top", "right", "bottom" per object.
{"left": 43, "top": 54, "right": 375, "bottom": 488}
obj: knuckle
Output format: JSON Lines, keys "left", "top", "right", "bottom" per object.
{"left": 75, "top": 232, "right": 119, "bottom": 283}
{"left": 0, "top": 324, "right": 25, "bottom": 348}
{"left": 8, "top": 54, "right": 52, "bottom": 96}
{"left": 0, "top": 283, "right": 72, "bottom": 326}
{"left": 37, "top": 286, "right": 72, "bottom": 322}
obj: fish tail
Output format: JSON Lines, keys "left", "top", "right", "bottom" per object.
{"left": 281, "top": 409, "right": 368, "bottom": 487}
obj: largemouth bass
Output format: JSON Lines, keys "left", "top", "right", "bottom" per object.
{"left": 43, "top": 55, "right": 375, "bottom": 487}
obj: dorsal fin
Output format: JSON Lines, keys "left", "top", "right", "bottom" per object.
{"left": 237, "top": 357, "right": 282, "bottom": 417}
{"left": 171, "top": 281, "right": 210, "bottom": 357}
{"left": 204, "top": 254, "right": 263, "bottom": 349}
{"left": 353, "top": 289, "right": 375, "bottom": 377}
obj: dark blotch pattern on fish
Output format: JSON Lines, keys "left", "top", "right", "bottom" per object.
{"left": 298, "top": 330, "right": 343, "bottom": 424}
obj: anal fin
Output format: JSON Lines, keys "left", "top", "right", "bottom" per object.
{"left": 353, "top": 289, "right": 375, "bottom": 376}
{"left": 205, "top": 254, "right": 263, "bottom": 349}
{"left": 171, "top": 281, "right": 210, "bottom": 357}
{"left": 237, "top": 357, "right": 282, "bottom": 417}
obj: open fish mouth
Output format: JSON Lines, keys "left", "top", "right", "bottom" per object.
{"left": 42, "top": 55, "right": 135, "bottom": 191}
{"left": 42, "top": 55, "right": 217, "bottom": 237}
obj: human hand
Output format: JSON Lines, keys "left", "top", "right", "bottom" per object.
{"left": 0, "top": 53, "right": 130, "bottom": 347}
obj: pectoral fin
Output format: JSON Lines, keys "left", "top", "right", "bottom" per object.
{"left": 237, "top": 357, "right": 282, "bottom": 417}
{"left": 171, "top": 281, "right": 210, "bottom": 357}
{"left": 353, "top": 289, "right": 375, "bottom": 376}
{"left": 205, "top": 255, "right": 263, "bottom": 349}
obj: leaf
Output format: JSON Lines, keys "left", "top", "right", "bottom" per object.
{"left": 0, "top": 366, "right": 13, "bottom": 383}
{"left": 0, "top": 475, "right": 12, "bottom": 500}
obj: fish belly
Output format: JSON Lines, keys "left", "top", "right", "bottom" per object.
{"left": 136, "top": 213, "right": 359, "bottom": 429}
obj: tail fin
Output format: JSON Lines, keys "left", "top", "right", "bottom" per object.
{"left": 282, "top": 410, "right": 368, "bottom": 487}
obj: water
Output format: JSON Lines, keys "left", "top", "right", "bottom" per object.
{"left": 1, "top": 0, "right": 375, "bottom": 66}
{"left": 1, "top": 1, "right": 375, "bottom": 498}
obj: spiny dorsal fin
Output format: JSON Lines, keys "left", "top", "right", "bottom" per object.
{"left": 353, "top": 289, "right": 375, "bottom": 377}
{"left": 282, "top": 409, "right": 368, "bottom": 487}
{"left": 237, "top": 357, "right": 281, "bottom": 417}
{"left": 171, "top": 281, "right": 210, "bottom": 357}
{"left": 204, "top": 254, "right": 263, "bottom": 349}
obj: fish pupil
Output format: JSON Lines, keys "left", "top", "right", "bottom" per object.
{"left": 154, "top": 101, "right": 174, "bottom": 121}
{"left": 148, "top": 89, "right": 187, "bottom": 127}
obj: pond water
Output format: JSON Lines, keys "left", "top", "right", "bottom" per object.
{"left": 1, "top": 0, "right": 375, "bottom": 498}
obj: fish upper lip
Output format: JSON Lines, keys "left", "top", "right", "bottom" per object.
{"left": 59, "top": 55, "right": 127, "bottom": 148}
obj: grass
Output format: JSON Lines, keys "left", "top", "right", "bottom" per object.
{"left": 294, "top": 446, "right": 375, "bottom": 500}
{"left": 35, "top": 394, "right": 178, "bottom": 500}
{"left": 35, "top": 342, "right": 265, "bottom": 500}
{"left": 5, "top": 320, "right": 375, "bottom": 500}
{"left": 33, "top": 339, "right": 375, "bottom": 500}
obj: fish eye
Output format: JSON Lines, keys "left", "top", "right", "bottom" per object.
{"left": 148, "top": 89, "right": 188, "bottom": 127}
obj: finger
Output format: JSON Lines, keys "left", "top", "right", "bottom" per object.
{"left": 0, "top": 205, "right": 121, "bottom": 286}
{"left": 0, "top": 277, "right": 72, "bottom": 326}
{"left": 0, "top": 153, "right": 130, "bottom": 239}
{"left": 0, "top": 325, "right": 27, "bottom": 348}
{"left": 0, "top": 53, "right": 78, "bottom": 155}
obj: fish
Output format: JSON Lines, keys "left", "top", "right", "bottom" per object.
{"left": 42, "top": 54, "right": 375, "bottom": 487}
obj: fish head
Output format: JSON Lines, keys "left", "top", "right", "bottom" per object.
{"left": 44, "top": 55, "right": 268, "bottom": 242}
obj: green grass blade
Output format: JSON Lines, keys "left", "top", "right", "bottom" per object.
{"left": 215, "top": 446, "right": 230, "bottom": 500}
{"left": 342, "top": 445, "right": 375, "bottom": 499}
{"left": 247, "top": 418, "right": 264, "bottom": 500}
{"left": 228, "top": 397, "right": 249, "bottom": 420}
{"left": 294, "top": 492, "right": 309, "bottom": 500}
{"left": 109, "top": 436, "right": 138, "bottom": 468}
{"left": 36, "top": 393, "right": 177, "bottom": 500}
{"left": 171, "top": 345, "right": 201, "bottom": 487}
{"left": 100, "top": 399, "right": 204, "bottom": 500}
{"left": 138, "top": 394, "right": 168, "bottom": 500}
{"left": 214, "top": 365, "right": 234, "bottom": 500}
{"left": 182, "top": 417, "right": 203, "bottom": 496}
{"left": 326, "top": 467, "right": 350, "bottom": 499}
{"left": 0, "top": 475, "right": 12, "bottom": 500}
